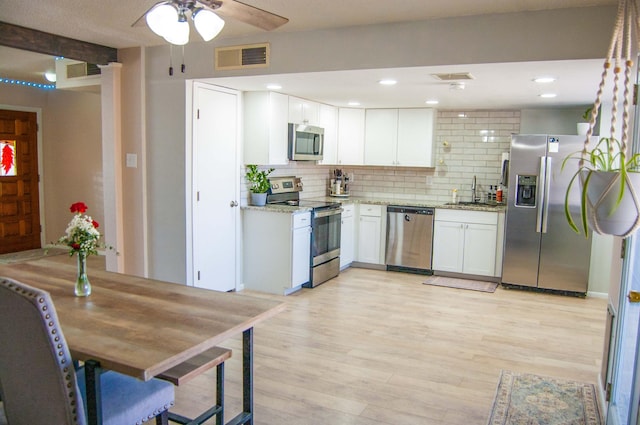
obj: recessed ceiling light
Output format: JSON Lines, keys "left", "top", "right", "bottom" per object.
{"left": 533, "top": 77, "right": 556, "bottom": 83}
{"left": 378, "top": 79, "right": 397, "bottom": 86}
{"left": 425, "top": 100, "right": 439, "bottom": 105}
{"left": 539, "top": 93, "right": 557, "bottom": 98}
{"left": 348, "top": 101, "right": 361, "bottom": 106}
{"left": 266, "top": 84, "right": 282, "bottom": 90}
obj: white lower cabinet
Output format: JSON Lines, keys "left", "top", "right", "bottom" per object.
{"left": 243, "top": 209, "right": 311, "bottom": 294}
{"left": 433, "top": 209, "right": 498, "bottom": 277}
{"left": 340, "top": 204, "right": 355, "bottom": 269}
{"left": 357, "top": 204, "right": 385, "bottom": 264}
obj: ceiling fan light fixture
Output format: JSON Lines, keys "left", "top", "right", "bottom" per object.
{"left": 163, "top": 19, "right": 190, "bottom": 45}
{"left": 44, "top": 71, "right": 57, "bottom": 83}
{"left": 193, "top": 8, "right": 225, "bottom": 41}
{"left": 146, "top": 3, "right": 178, "bottom": 38}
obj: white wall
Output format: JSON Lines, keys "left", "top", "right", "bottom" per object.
{"left": 521, "top": 108, "right": 589, "bottom": 135}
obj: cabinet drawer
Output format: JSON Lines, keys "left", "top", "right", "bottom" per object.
{"left": 341, "top": 204, "right": 355, "bottom": 218}
{"left": 435, "top": 209, "right": 497, "bottom": 225}
{"left": 359, "top": 204, "right": 382, "bottom": 217}
{"left": 293, "top": 212, "right": 312, "bottom": 229}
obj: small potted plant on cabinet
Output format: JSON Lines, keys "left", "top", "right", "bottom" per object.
{"left": 576, "top": 107, "right": 592, "bottom": 136}
{"left": 245, "top": 164, "right": 274, "bottom": 206}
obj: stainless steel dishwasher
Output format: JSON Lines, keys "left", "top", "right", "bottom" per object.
{"left": 385, "top": 206, "right": 434, "bottom": 274}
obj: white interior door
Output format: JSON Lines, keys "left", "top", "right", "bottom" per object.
{"left": 192, "top": 84, "right": 239, "bottom": 291}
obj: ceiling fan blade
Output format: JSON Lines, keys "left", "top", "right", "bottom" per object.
{"left": 200, "top": 0, "right": 289, "bottom": 31}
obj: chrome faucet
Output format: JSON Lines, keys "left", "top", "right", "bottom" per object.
{"left": 471, "top": 175, "right": 479, "bottom": 203}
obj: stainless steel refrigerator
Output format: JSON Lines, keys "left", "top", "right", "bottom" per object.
{"left": 502, "top": 134, "right": 592, "bottom": 294}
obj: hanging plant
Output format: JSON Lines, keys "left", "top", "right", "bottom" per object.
{"left": 563, "top": 0, "right": 640, "bottom": 238}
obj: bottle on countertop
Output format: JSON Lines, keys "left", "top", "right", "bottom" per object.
{"left": 487, "top": 185, "right": 493, "bottom": 204}
{"left": 496, "top": 184, "right": 503, "bottom": 203}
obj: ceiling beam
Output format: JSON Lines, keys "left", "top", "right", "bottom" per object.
{"left": 0, "top": 21, "right": 117, "bottom": 65}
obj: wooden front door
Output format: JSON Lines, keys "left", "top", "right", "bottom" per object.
{"left": 0, "top": 110, "right": 40, "bottom": 254}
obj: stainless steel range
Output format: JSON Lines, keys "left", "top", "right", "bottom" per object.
{"left": 267, "top": 176, "right": 342, "bottom": 287}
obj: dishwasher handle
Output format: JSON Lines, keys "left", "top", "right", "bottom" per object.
{"left": 387, "top": 206, "right": 434, "bottom": 215}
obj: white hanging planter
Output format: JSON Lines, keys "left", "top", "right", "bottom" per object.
{"left": 582, "top": 170, "right": 640, "bottom": 237}
{"left": 562, "top": 0, "right": 640, "bottom": 239}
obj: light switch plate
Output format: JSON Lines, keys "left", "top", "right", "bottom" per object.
{"left": 126, "top": 153, "right": 137, "bottom": 168}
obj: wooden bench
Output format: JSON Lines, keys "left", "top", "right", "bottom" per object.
{"left": 158, "top": 346, "right": 232, "bottom": 425}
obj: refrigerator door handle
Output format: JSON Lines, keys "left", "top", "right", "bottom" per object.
{"left": 541, "top": 157, "right": 552, "bottom": 233}
{"left": 536, "top": 157, "right": 547, "bottom": 233}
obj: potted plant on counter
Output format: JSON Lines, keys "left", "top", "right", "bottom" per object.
{"left": 245, "top": 164, "right": 274, "bottom": 206}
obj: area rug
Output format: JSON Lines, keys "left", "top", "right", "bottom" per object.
{"left": 422, "top": 276, "right": 498, "bottom": 293}
{"left": 487, "top": 370, "right": 601, "bottom": 425}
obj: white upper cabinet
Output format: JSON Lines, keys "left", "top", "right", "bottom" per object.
{"left": 288, "top": 96, "right": 320, "bottom": 126}
{"left": 337, "top": 108, "right": 365, "bottom": 165}
{"left": 364, "top": 109, "right": 398, "bottom": 166}
{"left": 243, "top": 91, "right": 289, "bottom": 165}
{"left": 319, "top": 104, "right": 339, "bottom": 165}
{"left": 364, "top": 108, "right": 435, "bottom": 167}
{"left": 396, "top": 108, "right": 435, "bottom": 167}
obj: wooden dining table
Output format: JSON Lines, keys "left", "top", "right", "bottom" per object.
{"left": 0, "top": 254, "right": 285, "bottom": 425}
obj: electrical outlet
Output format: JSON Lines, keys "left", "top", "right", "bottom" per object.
{"left": 126, "top": 153, "right": 137, "bottom": 168}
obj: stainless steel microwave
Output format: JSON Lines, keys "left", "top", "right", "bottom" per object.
{"left": 288, "top": 123, "right": 324, "bottom": 161}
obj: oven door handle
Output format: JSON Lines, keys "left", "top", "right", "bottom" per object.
{"left": 313, "top": 208, "right": 343, "bottom": 218}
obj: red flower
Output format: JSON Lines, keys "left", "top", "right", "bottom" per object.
{"left": 71, "top": 243, "right": 81, "bottom": 250}
{"left": 70, "top": 202, "right": 88, "bottom": 214}
{"left": 92, "top": 220, "right": 99, "bottom": 229}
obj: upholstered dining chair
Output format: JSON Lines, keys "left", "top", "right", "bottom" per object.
{"left": 0, "top": 277, "right": 175, "bottom": 425}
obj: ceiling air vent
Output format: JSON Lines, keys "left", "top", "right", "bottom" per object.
{"left": 431, "top": 72, "right": 475, "bottom": 81}
{"left": 66, "top": 62, "right": 101, "bottom": 79}
{"left": 215, "top": 43, "right": 270, "bottom": 71}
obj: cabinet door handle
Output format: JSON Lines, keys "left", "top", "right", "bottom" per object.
{"left": 230, "top": 201, "right": 238, "bottom": 207}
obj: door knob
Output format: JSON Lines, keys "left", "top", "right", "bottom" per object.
{"left": 230, "top": 201, "right": 238, "bottom": 207}
{"left": 628, "top": 291, "right": 640, "bottom": 303}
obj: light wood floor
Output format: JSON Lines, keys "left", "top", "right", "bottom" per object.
{"left": 171, "top": 268, "right": 608, "bottom": 425}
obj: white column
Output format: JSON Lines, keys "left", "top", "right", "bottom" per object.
{"left": 99, "top": 63, "right": 124, "bottom": 272}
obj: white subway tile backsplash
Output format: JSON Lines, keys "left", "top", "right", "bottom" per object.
{"left": 242, "top": 109, "right": 518, "bottom": 204}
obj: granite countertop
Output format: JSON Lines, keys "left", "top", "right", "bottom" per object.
{"left": 241, "top": 197, "right": 506, "bottom": 213}
{"left": 311, "top": 196, "right": 507, "bottom": 212}
{"left": 241, "top": 204, "right": 313, "bottom": 213}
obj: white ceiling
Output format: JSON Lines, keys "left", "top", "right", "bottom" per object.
{"left": 0, "top": 0, "right": 618, "bottom": 109}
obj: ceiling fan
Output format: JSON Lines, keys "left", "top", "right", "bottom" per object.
{"left": 133, "top": 0, "right": 289, "bottom": 44}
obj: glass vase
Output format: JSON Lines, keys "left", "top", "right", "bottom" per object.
{"left": 75, "top": 251, "right": 92, "bottom": 297}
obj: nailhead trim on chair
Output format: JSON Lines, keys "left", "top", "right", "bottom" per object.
{"left": 0, "top": 278, "right": 81, "bottom": 424}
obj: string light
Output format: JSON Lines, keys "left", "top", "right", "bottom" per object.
{"left": 0, "top": 77, "right": 56, "bottom": 90}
